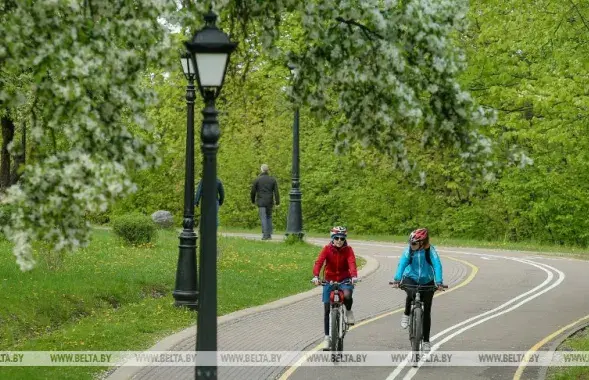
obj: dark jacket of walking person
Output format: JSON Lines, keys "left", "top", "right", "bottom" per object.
{"left": 195, "top": 177, "right": 224, "bottom": 227}
{"left": 250, "top": 164, "right": 280, "bottom": 240}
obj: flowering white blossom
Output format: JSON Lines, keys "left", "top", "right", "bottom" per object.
{"left": 1, "top": 0, "right": 174, "bottom": 270}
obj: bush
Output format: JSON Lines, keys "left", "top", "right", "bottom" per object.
{"left": 111, "top": 213, "right": 157, "bottom": 246}
{"left": 0, "top": 203, "right": 16, "bottom": 240}
{"left": 0, "top": 204, "right": 14, "bottom": 228}
{"left": 284, "top": 233, "right": 305, "bottom": 245}
{"left": 85, "top": 211, "right": 111, "bottom": 225}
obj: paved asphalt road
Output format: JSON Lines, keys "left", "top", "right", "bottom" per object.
{"left": 118, "top": 234, "right": 589, "bottom": 380}
{"left": 285, "top": 239, "right": 589, "bottom": 380}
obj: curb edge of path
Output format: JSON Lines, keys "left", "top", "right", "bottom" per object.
{"left": 106, "top": 252, "right": 380, "bottom": 380}
{"left": 536, "top": 321, "right": 589, "bottom": 380}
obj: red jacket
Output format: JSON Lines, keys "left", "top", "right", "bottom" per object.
{"left": 313, "top": 243, "right": 358, "bottom": 281}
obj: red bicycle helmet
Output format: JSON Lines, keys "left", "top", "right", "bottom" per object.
{"left": 409, "top": 228, "right": 429, "bottom": 246}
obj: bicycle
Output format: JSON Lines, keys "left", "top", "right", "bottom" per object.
{"left": 390, "top": 281, "right": 448, "bottom": 364}
{"left": 316, "top": 279, "right": 360, "bottom": 352}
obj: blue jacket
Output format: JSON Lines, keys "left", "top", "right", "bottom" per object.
{"left": 393, "top": 245, "right": 443, "bottom": 284}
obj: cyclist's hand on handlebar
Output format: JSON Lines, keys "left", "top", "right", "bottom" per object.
{"left": 389, "top": 280, "right": 400, "bottom": 288}
{"left": 311, "top": 276, "right": 321, "bottom": 286}
{"left": 351, "top": 277, "right": 359, "bottom": 284}
{"left": 436, "top": 283, "right": 448, "bottom": 291}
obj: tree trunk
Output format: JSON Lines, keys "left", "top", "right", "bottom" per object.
{"left": 0, "top": 114, "right": 15, "bottom": 189}
{"left": 10, "top": 121, "right": 25, "bottom": 185}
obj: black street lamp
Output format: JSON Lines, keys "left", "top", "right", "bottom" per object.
{"left": 285, "top": 63, "right": 304, "bottom": 240}
{"left": 173, "top": 52, "right": 199, "bottom": 311}
{"left": 185, "top": 10, "right": 236, "bottom": 380}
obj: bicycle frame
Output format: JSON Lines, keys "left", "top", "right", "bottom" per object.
{"left": 396, "top": 283, "right": 447, "bottom": 356}
{"left": 409, "top": 286, "right": 427, "bottom": 353}
{"left": 320, "top": 280, "right": 353, "bottom": 352}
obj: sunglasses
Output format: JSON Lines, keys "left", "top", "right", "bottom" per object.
{"left": 410, "top": 242, "right": 420, "bottom": 247}
{"left": 333, "top": 237, "right": 346, "bottom": 241}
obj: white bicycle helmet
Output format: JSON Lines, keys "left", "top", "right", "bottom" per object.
{"left": 330, "top": 226, "right": 347, "bottom": 239}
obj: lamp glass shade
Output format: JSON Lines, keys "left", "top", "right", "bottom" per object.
{"left": 195, "top": 53, "right": 228, "bottom": 87}
{"left": 181, "top": 54, "right": 196, "bottom": 78}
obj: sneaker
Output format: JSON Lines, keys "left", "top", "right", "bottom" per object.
{"left": 401, "top": 315, "right": 409, "bottom": 329}
{"left": 422, "top": 342, "right": 431, "bottom": 352}
{"left": 322, "top": 336, "right": 331, "bottom": 350}
{"left": 346, "top": 310, "right": 355, "bottom": 325}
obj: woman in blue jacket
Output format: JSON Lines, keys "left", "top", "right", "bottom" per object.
{"left": 390, "top": 228, "right": 444, "bottom": 352}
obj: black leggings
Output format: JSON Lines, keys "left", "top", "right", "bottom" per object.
{"left": 402, "top": 278, "right": 435, "bottom": 342}
{"left": 323, "top": 292, "right": 353, "bottom": 336}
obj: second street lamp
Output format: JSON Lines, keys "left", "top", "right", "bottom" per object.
{"left": 173, "top": 52, "right": 199, "bottom": 311}
{"left": 185, "top": 9, "right": 237, "bottom": 380}
{"left": 285, "top": 63, "right": 304, "bottom": 240}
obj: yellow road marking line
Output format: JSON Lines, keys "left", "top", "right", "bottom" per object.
{"left": 278, "top": 255, "right": 478, "bottom": 379}
{"left": 513, "top": 313, "right": 589, "bottom": 380}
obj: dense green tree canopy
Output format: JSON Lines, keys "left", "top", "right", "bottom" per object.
{"left": 4, "top": 0, "right": 585, "bottom": 270}
{"left": 157, "top": 0, "right": 587, "bottom": 246}
{"left": 0, "top": 0, "right": 505, "bottom": 270}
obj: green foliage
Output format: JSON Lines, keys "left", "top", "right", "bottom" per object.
{"left": 207, "top": 0, "right": 513, "bottom": 179}
{"left": 0, "top": 203, "right": 15, "bottom": 239}
{"left": 0, "top": 203, "right": 14, "bottom": 228}
{"left": 111, "top": 213, "right": 157, "bottom": 246}
{"left": 454, "top": 0, "right": 589, "bottom": 246}
{"left": 3, "top": 0, "right": 524, "bottom": 270}
{"left": 114, "top": 0, "right": 585, "bottom": 249}
{"left": 284, "top": 233, "right": 305, "bottom": 245}
{"left": 4, "top": 0, "right": 585, "bottom": 257}
{"left": 84, "top": 211, "right": 111, "bottom": 226}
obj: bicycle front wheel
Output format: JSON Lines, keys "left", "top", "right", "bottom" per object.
{"left": 411, "top": 307, "right": 423, "bottom": 353}
{"left": 330, "top": 309, "right": 339, "bottom": 352}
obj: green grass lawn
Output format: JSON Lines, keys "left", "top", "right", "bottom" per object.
{"left": 220, "top": 227, "right": 589, "bottom": 259}
{"left": 547, "top": 327, "right": 589, "bottom": 380}
{"left": 0, "top": 228, "right": 364, "bottom": 380}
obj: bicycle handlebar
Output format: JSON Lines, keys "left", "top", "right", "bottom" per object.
{"left": 388, "top": 282, "right": 448, "bottom": 291}
{"left": 311, "top": 279, "right": 361, "bottom": 286}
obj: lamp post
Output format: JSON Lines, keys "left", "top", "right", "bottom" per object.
{"left": 285, "top": 63, "right": 304, "bottom": 240}
{"left": 172, "top": 52, "right": 199, "bottom": 311}
{"left": 185, "top": 10, "right": 236, "bottom": 380}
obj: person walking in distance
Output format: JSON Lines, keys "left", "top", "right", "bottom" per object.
{"left": 250, "top": 164, "right": 280, "bottom": 240}
{"left": 194, "top": 177, "right": 225, "bottom": 227}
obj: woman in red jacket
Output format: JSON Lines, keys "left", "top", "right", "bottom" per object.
{"left": 312, "top": 226, "right": 359, "bottom": 350}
